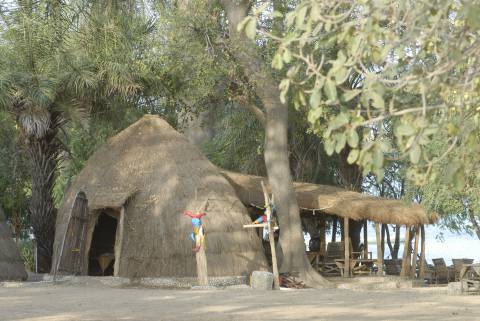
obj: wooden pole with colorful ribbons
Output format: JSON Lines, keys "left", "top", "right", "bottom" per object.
{"left": 243, "top": 181, "right": 280, "bottom": 290}
{"left": 184, "top": 200, "right": 209, "bottom": 286}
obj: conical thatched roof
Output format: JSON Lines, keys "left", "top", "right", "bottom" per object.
{"left": 0, "top": 208, "right": 27, "bottom": 281}
{"left": 53, "top": 115, "right": 268, "bottom": 278}
{"left": 221, "top": 171, "right": 437, "bottom": 225}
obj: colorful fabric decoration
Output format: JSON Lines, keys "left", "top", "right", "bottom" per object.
{"left": 253, "top": 215, "right": 267, "bottom": 224}
{"left": 184, "top": 211, "right": 206, "bottom": 252}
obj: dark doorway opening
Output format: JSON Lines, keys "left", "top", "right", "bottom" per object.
{"left": 88, "top": 211, "right": 118, "bottom": 276}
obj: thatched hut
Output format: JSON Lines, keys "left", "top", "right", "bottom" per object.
{"left": 0, "top": 208, "right": 27, "bottom": 281}
{"left": 52, "top": 115, "right": 268, "bottom": 278}
{"left": 221, "top": 171, "right": 438, "bottom": 279}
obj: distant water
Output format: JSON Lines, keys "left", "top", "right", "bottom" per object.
{"left": 305, "top": 225, "right": 480, "bottom": 266}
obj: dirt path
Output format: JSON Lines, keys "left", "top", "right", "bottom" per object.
{"left": 1, "top": 283, "right": 479, "bottom": 321}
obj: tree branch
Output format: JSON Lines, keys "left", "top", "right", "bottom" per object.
{"left": 468, "top": 208, "right": 480, "bottom": 240}
{"left": 236, "top": 96, "right": 266, "bottom": 126}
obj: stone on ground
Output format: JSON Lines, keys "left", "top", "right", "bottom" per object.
{"left": 250, "top": 271, "right": 273, "bottom": 290}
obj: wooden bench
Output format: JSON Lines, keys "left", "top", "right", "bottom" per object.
{"left": 460, "top": 264, "right": 480, "bottom": 294}
{"left": 453, "top": 258, "right": 474, "bottom": 281}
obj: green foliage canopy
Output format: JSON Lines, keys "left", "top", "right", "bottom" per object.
{"left": 244, "top": 0, "right": 480, "bottom": 187}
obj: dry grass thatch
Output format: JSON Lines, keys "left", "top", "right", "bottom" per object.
{"left": 0, "top": 209, "right": 28, "bottom": 281}
{"left": 221, "top": 171, "right": 438, "bottom": 225}
{"left": 53, "top": 115, "right": 268, "bottom": 278}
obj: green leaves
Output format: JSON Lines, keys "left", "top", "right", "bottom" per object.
{"left": 321, "top": 112, "right": 355, "bottom": 157}
{"left": 329, "top": 112, "right": 349, "bottom": 131}
{"left": 347, "top": 149, "right": 359, "bottom": 164}
{"left": 347, "top": 129, "right": 359, "bottom": 148}
{"left": 323, "top": 79, "right": 337, "bottom": 101}
{"left": 279, "top": 79, "right": 290, "bottom": 104}
{"left": 335, "top": 132, "right": 347, "bottom": 153}
{"left": 237, "top": 17, "right": 257, "bottom": 40}
{"left": 324, "top": 138, "right": 335, "bottom": 156}
{"left": 262, "top": 0, "right": 480, "bottom": 190}
{"left": 295, "top": 6, "right": 308, "bottom": 30}
{"left": 465, "top": 2, "right": 480, "bottom": 30}
{"left": 283, "top": 48, "right": 292, "bottom": 63}
{"left": 395, "top": 123, "right": 416, "bottom": 137}
{"left": 334, "top": 67, "right": 349, "bottom": 85}
{"left": 309, "top": 89, "right": 321, "bottom": 108}
{"left": 369, "top": 91, "right": 385, "bottom": 110}
{"left": 342, "top": 89, "right": 361, "bottom": 102}
{"left": 409, "top": 144, "right": 421, "bottom": 164}
{"left": 307, "top": 106, "right": 323, "bottom": 123}
{"left": 272, "top": 52, "right": 284, "bottom": 70}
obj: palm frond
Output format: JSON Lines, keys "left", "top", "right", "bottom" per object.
{"left": 18, "top": 106, "right": 51, "bottom": 139}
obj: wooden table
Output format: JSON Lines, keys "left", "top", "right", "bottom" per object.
{"left": 335, "top": 259, "right": 378, "bottom": 277}
{"left": 307, "top": 251, "right": 323, "bottom": 271}
{"left": 335, "top": 259, "right": 357, "bottom": 277}
{"left": 459, "top": 263, "right": 480, "bottom": 294}
{"left": 353, "top": 259, "right": 378, "bottom": 274}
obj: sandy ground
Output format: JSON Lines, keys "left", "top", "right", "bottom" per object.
{"left": 1, "top": 282, "right": 479, "bottom": 321}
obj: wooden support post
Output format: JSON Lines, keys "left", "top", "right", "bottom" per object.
{"left": 363, "top": 221, "right": 368, "bottom": 259}
{"left": 340, "top": 219, "right": 345, "bottom": 240}
{"left": 381, "top": 224, "right": 386, "bottom": 257}
{"left": 419, "top": 225, "right": 426, "bottom": 281}
{"left": 331, "top": 217, "right": 337, "bottom": 242}
{"left": 267, "top": 214, "right": 279, "bottom": 289}
{"left": 375, "top": 223, "right": 383, "bottom": 275}
{"left": 320, "top": 216, "right": 326, "bottom": 259}
{"left": 113, "top": 206, "right": 126, "bottom": 277}
{"left": 400, "top": 225, "right": 411, "bottom": 277}
{"left": 261, "top": 181, "right": 280, "bottom": 290}
{"left": 344, "top": 217, "right": 350, "bottom": 277}
{"left": 411, "top": 225, "right": 420, "bottom": 278}
{"left": 196, "top": 247, "right": 208, "bottom": 286}
{"left": 196, "top": 200, "right": 209, "bottom": 286}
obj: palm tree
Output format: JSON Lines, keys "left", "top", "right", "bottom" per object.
{"left": 0, "top": 0, "right": 158, "bottom": 271}
{"left": 0, "top": 1, "right": 74, "bottom": 271}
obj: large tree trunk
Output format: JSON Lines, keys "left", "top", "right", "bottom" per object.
{"left": 220, "top": 0, "right": 328, "bottom": 286}
{"left": 338, "top": 147, "right": 364, "bottom": 251}
{"left": 384, "top": 224, "right": 404, "bottom": 259}
{"left": 467, "top": 207, "right": 480, "bottom": 240}
{"left": 393, "top": 224, "right": 401, "bottom": 259}
{"left": 22, "top": 112, "right": 59, "bottom": 272}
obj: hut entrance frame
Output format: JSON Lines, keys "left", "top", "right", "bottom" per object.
{"left": 86, "top": 206, "right": 126, "bottom": 277}
{"left": 54, "top": 191, "right": 89, "bottom": 276}
{"left": 88, "top": 209, "right": 118, "bottom": 276}
{"left": 54, "top": 192, "right": 128, "bottom": 278}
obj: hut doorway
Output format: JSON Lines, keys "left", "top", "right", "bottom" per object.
{"left": 88, "top": 209, "right": 119, "bottom": 276}
{"left": 54, "top": 191, "right": 89, "bottom": 276}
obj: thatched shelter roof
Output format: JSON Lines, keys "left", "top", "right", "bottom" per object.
{"left": 221, "top": 171, "right": 437, "bottom": 225}
{"left": 0, "top": 208, "right": 27, "bottom": 281}
{"left": 53, "top": 115, "right": 268, "bottom": 278}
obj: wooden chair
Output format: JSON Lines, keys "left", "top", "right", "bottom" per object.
{"left": 384, "top": 259, "right": 403, "bottom": 276}
{"left": 319, "top": 241, "right": 345, "bottom": 276}
{"left": 419, "top": 258, "right": 435, "bottom": 284}
{"left": 351, "top": 243, "right": 373, "bottom": 260}
{"left": 432, "top": 258, "right": 450, "bottom": 284}
{"left": 452, "top": 258, "right": 474, "bottom": 281}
